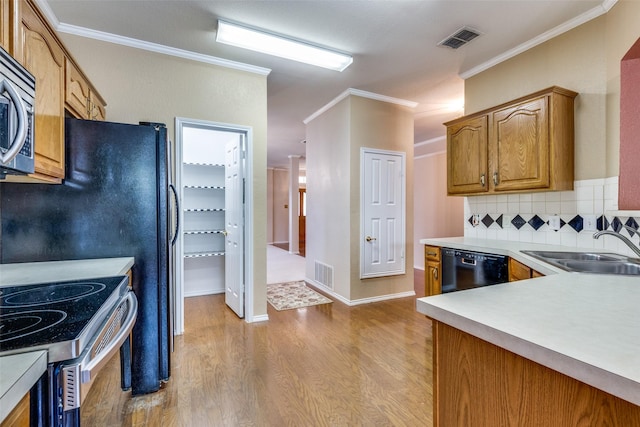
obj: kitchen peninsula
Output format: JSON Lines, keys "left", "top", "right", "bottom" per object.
{"left": 417, "top": 238, "right": 640, "bottom": 426}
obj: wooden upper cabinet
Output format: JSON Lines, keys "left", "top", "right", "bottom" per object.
{"left": 3, "top": 0, "right": 106, "bottom": 183}
{"left": 445, "top": 86, "right": 577, "bottom": 196}
{"left": 0, "top": 0, "right": 10, "bottom": 52}
{"left": 491, "top": 96, "right": 549, "bottom": 192}
{"left": 447, "top": 115, "right": 489, "bottom": 195}
{"left": 13, "top": 0, "right": 65, "bottom": 182}
{"left": 65, "top": 56, "right": 106, "bottom": 121}
{"left": 65, "top": 56, "right": 91, "bottom": 119}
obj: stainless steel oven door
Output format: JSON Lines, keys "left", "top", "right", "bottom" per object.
{"left": 60, "top": 290, "right": 137, "bottom": 412}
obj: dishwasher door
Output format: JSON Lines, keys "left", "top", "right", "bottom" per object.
{"left": 441, "top": 248, "right": 509, "bottom": 293}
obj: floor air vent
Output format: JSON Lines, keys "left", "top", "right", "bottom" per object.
{"left": 438, "top": 26, "right": 481, "bottom": 49}
{"left": 314, "top": 261, "right": 334, "bottom": 290}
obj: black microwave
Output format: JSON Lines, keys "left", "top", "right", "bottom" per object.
{"left": 0, "top": 45, "right": 35, "bottom": 178}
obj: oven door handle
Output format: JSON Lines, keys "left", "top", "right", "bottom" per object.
{"left": 62, "top": 291, "right": 138, "bottom": 411}
{"left": 80, "top": 291, "right": 138, "bottom": 384}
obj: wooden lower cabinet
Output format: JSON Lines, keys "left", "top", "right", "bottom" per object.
{"left": 0, "top": 392, "right": 29, "bottom": 427}
{"left": 509, "top": 257, "right": 543, "bottom": 281}
{"left": 431, "top": 321, "right": 640, "bottom": 426}
{"left": 425, "top": 245, "right": 441, "bottom": 296}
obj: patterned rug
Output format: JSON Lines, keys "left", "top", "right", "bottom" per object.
{"left": 266, "top": 281, "right": 332, "bottom": 311}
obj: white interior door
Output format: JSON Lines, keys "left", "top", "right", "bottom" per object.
{"left": 225, "top": 136, "right": 244, "bottom": 317}
{"left": 361, "top": 148, "right": 406, "bottom": 278}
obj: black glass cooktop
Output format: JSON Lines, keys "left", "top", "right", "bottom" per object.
{"left": 0, "top": 276, "right": 128, "bottom": 357}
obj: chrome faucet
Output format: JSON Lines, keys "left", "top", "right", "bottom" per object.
{"left": 593, "top": 225, "right": 640, "bottom": 258}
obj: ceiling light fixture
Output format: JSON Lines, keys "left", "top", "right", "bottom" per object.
{"left": 216, "top": 20, "right": 353, "bottom": 72}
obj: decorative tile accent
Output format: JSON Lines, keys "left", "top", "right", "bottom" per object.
{"left": 496, "top": 214, "right": 504, "bottom": 228}
{"left": 528, "top": 215, "right": 545, "bottom": 231}
{"left": 568, "top": 215, "right": 584, "bottom": 232}
{"left": 482, "top": 214, "right": 494, "bottom": 228}
{"left": 624, "top": 217, "right": 638, "bottom": 235}
{"left": 511, "top": 215, "right": 526, "bottom": 230}
{"left": 468, "top": 216, "right": 475, "bottom": 227}
{"left": 597, "top": 215, "right": 609, "bottom": 231}
{"left": 612, "top": 217, "right": 623, "bottom": 232}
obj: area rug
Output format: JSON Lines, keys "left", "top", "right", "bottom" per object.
{"left": 266, "top": 281, "right": 332, "bottom": 311}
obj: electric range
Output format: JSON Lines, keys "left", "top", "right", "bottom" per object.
{"left": 0, "top": 276, "right": 137, "bottom": 426}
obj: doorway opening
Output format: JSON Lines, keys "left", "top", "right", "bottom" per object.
{"left": 174, "top": 117, "right": 254, "bottom": 333}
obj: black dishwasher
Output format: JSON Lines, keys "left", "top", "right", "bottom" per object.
{"left": 441, "top": 248, "right": 509, "bottom": 293}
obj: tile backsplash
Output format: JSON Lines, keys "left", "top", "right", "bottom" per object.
{"left": 464, "top": 177, "right": 640, "bottom": 257}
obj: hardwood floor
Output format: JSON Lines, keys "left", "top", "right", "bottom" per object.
{"left": 82, "top": 284, "right": 433, "bottom": 426}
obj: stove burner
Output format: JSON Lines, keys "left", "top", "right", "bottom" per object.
{"left": 0, "top": 310, "right": 67, "bottom": 343}
{"left": 0, "top": 282, "right": 106, "bottom": 307}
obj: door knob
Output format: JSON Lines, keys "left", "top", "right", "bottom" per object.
{"left": 365, "top": 236, "right": 377, "bottom": 242}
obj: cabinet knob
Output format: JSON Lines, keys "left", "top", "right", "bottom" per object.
{"left": 493, "top": 172, "right": 499, "bottom": 186}
{"left": 433, "top": 267, "right": 438, "bottom": 280}
{"left": 480, "top": 174, "right": 486, "bottom": 186}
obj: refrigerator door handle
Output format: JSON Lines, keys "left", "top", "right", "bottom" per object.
{"left": 169, "top": 183, "right": 180, "bottom": 246}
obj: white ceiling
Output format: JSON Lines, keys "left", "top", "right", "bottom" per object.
{"left": 41, "top": 0, "right": 609, "bottom": 168}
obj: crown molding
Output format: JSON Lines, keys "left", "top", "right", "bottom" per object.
{"left": 461, "top": 0, "right": 618, "bottom": 79}
{"left": 304, "top": 88, "right": 417, "bottom": 124}
{"left": 55, "top": 23, "right": 271, "bottom": 76}
{"left": 35, "top": 0, "right": 270, "bottom": 76}
{"left": 414, "top": 135, "right": 446, "bottom": 148}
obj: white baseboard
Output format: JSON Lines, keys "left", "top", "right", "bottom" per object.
{"left": 184, "top": 288, "right": 224, "bottom": 298}
{"left": 305, "top": 279, "right": 416, "bottom": 306}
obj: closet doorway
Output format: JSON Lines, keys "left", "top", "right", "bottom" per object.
{"left": 174, "top": 118, "right": 253, "bottom": 333}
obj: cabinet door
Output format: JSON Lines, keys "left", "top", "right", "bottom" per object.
{"left": 0, "top": 0, "right": 9, "bottom": 51}
{"left": 491, "top": 96, "right": 549, "bottom": 192}
{"left": 16, "top": 0, "right": 65, "bottom": 180}
{"left": 89, "top": 92, "right": 106, "bottom": 121}
{"left": 508, "top": 258, "right": 532, "bottom": 281}
{"left": 65, "top": 56, "right": 90, "bottom": 119}
{"left": 426, "top": 260, "right": 441, "bottom": 296}
{"left": 447, "top": 115, "right": 488, "bottom": 195}
{"left": 425, "top": 245, "right": 441, "bottom": 296}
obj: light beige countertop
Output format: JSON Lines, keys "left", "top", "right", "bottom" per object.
{"left": 0, "top": 351, "right": 47, "bottom": 423}
{"left": 417, "top": 237, "right": 640, "bottom": 406}
{"left": 0, "top": 257, "right": 134, "bottom": 287}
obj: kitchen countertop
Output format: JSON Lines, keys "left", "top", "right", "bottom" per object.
{"left": 416, "top": 237, "right": 640, "bottom": 406}
{"left": 0, "top": 257, "right": 135, "bottom": 287}
{"left": 0, "top": 351, "right": 47, "bottom": 423}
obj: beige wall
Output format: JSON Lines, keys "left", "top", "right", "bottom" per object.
{"left": 465, "top": 0, "right": 640, "bottom": 181}
{"left": 306, "top": 95, "right": 415, "bottom": 302}
{"left": 60, "top": 35, "right": 269, "bottom": 318}
{"left": 270, "top": 168, "right": 290, "bottom": 244}
{"left": 306, "top": 98, "right": 352, "bottom": 299}
{"left": 348, "top": 96, "right": 414, "bottom": 301}
{"left": 413, "top": 152, "right": 464, "bottom": 268}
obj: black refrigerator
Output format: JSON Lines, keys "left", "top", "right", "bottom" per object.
{"left": 0, "top": 117, "right": 175, "bottom": 395}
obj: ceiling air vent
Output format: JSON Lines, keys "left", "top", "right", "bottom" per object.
{"left": 438, "top": 26, "right": 481, "bottom": 49}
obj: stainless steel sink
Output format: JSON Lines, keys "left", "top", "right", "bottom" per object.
{"left": 522, "top": 250, "right": 627, "bottom": 262}
{"left": 521, "top": 250, "right": 640, "bottom": 276}
{"left": 554, "top": 259, "right": 640, "bottom": 275}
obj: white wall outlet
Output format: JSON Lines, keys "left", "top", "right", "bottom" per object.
{"left": 472, "top": 214, "right": 480, "bottom": 227}
{"left": 548, "top": 214, "right": 561, "bottom": 231}
{"left": 502, "top": 215, "right": 512, "bottom": 228}
{"left": 583, "top": 214, "right": 597, "bottom": 232}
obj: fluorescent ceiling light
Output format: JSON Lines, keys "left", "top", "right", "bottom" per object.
{"left": 216, "top": 20, "right": 353, "bottom": 72}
